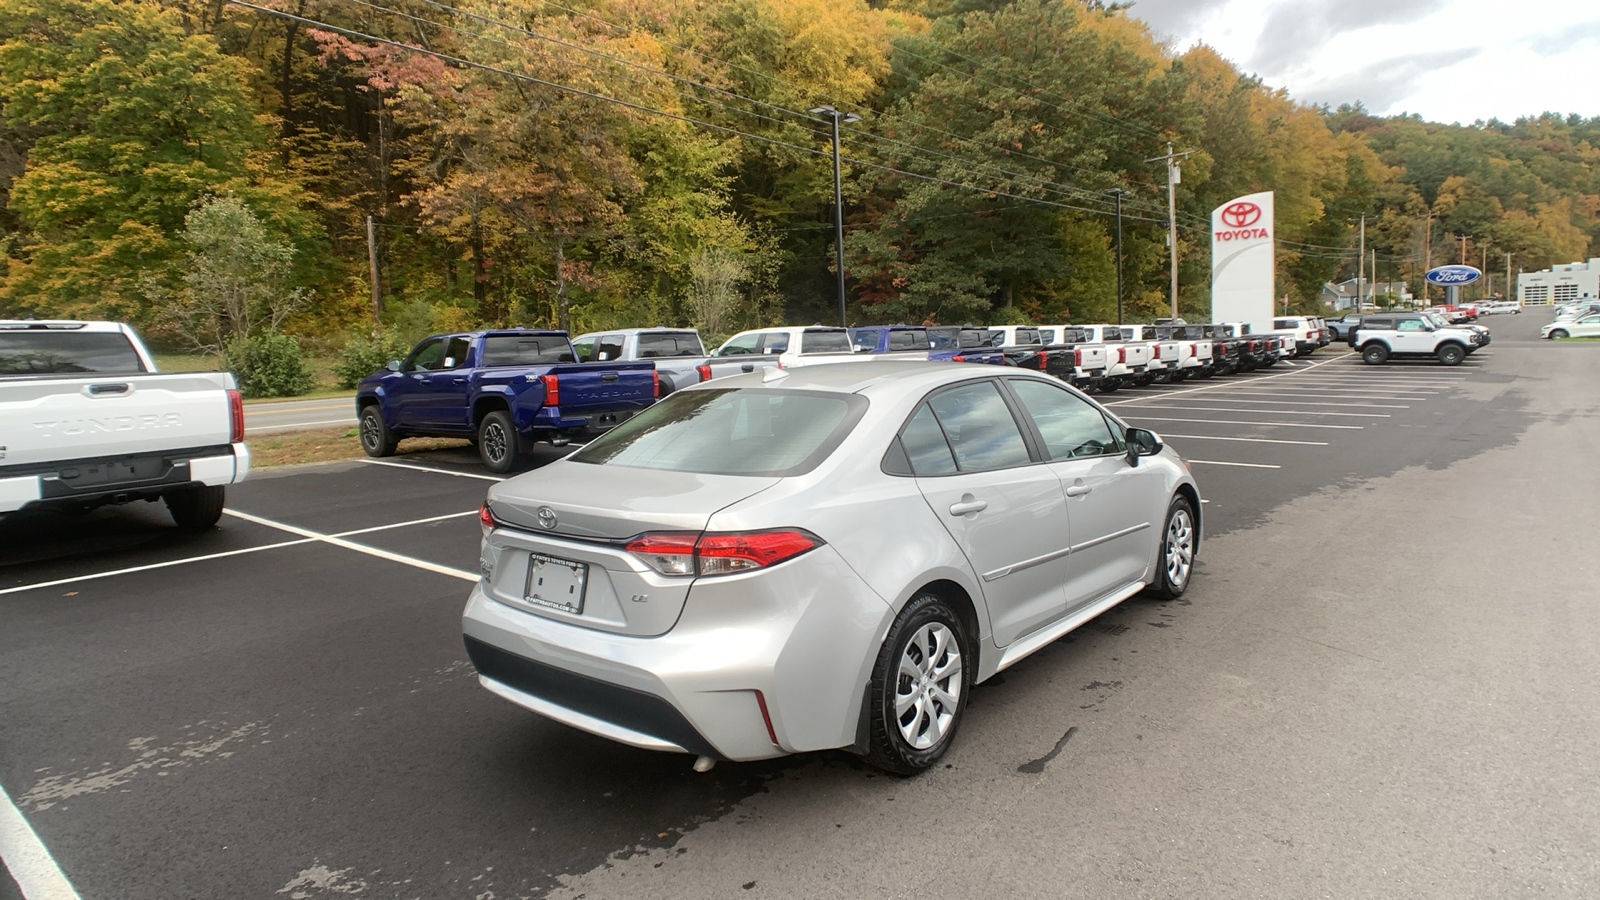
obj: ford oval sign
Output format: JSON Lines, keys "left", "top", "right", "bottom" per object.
{"left": 1425, "top": 265, "right": 1482, "bottom": 286}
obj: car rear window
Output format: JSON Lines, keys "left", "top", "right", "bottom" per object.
{"left": 481, "top": 335, "right": 575, "bottom": 365}
{"left": 800, "top": 330, "right": 852, "bottom": 354}
{"left": 635, "top": 332, "right": 705, "bottom": 358}
{"left": 0, "top": 331, "right": 147, "bottom": 375}
{"left": 888, "top": 329, "right": 927, "bottom": 351}
{"left": 569, "top": 388, "right": 867, "bottom": 476}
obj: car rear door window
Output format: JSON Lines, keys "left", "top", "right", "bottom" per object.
{"left": 761, "top": 333, "right": 790, "bottom": 354}
{"left": 635, "top": 332, "right": 703, "bottom": 358}
{"left": 924, "top": 381, "right": 1032, "bottom": 472}
{"left": 595, "top": 334, "right": 626, "bottom": 361}
{"left": 898, "top": 404, "right": 958, "bottom": 475}
{"left": 851, "top": 329, "right": 881, "bottom": 351}
{"left": 1007, "top": 379, "right": 1121, "bottom": 459}
{"left": 801, "top": 330, "right": 851, "bottom": 354}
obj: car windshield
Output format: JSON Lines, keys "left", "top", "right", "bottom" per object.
{"left": 0, "top": 331, "right": 147, "bottom": 375}
{"left": 569, "top": 388, "right": 866, "bottom": 476}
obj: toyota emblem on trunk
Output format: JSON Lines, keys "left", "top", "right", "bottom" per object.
{"left": 536, "top": 507, "right": 557, "bottom": 529}
{"left": 1221, "top": 202, "right": 1262, "bottom": 228}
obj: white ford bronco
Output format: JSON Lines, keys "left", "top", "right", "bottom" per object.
{"left": 1351, "top": 313, "right": 1483, "bottom": 366}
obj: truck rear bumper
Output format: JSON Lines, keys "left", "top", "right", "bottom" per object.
{"left": 0, "top": 443, "right": 249, "bottom": 514}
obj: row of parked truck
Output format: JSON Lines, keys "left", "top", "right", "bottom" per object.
{"left": 354, "top": 318, "right": 1333, "bottom": 472}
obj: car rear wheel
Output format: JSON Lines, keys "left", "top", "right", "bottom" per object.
{"left": 359, "top": 406, "right": 399, "bottom": 458}
{"left": 1548, "top": 329, "right": 1568, "bottom": 340}
{"left": 1362, "top": 343, "right": 1389, "bottom": 365}
{"left": 1436, "top": 343, "right": 1465, "bottom": 366}
{"left": 165, "top": 485, "right": 226, "bottom": 530}
{"left": 477, "top": 410, "right": 518, "bottom": 474}
{"left": 1097, "top": 379, "right": 1120, "bottom": 393}
{"left": 1144, "top": 495, "right": 1196, "bottom": 600}
{"left": 866, "top": 593, "right": 970, "bottom": 775}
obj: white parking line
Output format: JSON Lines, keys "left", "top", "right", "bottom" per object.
{"left": 1161, "top": 434, "right": 1329, "bottom": 446}
{"left": 362, "top": 459, "right": 506, "bottom": 482}
{"left": 0, "top": 512, "right": 480, "bottom": 597}
{"left": 1102, "top": 353, "right": 1348, "bottom": 406}
{"left": 0, "top": 779, "right": 81, "bottom": 899}
{"left": 225, "top": 510, "right": 478, "bottom": 582}
{"left": 1131, "top": 405, "right": 1391, "bottom": 418}
{"left": 1186, "top": 460, "right": 1280, "bottom": 469}
{"left": 1212, "top": 390, "right": 1435, "bottom": 400}
{"left": 1162, "top": 397, "right": 1409, "bottom": 409}
{"left": 1123, "top": 416, "right": 1363, "bottom": 430}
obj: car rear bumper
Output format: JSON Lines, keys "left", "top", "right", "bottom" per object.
{"left": 462, "top": 543, "right": 893, "bottom": 761}
{"left": 0, "top": 443, "right": 249, "bottom": 513}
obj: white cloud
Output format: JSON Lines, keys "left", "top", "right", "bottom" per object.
{"left": 1132, "top": 0, "right": 1600, "bottom": 122}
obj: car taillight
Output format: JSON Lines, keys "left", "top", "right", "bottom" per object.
{"left": 952, "top": 354, "right": 966, "bottom": 363}
{"left": 625, "top": 530, "right": 823, "bottom": 577}
{"left": 1189, "top": 344, "right": 1197, "bottom": 357}
{"left": 1031, "top": 353, "right": 1045, "bottom": 370}
{"left": 227, "top": 389, "right": 244, "bottom": 443}
{"left": 1152, "top": 345, "right": 1161, "bottom": 359}
{"left": 696, "top": 364, "right": 712, "bottom": 382}
{"left": 1118, "top": 347, "right": 1126, "bottom": 363}
{"left": 479, "top": 503, "right": 497, "bottom": 530}
{"left": 541, "top": 373, "right": 560, "bottom": 406}
{"left": 652, "top": 369, "right": 660, "bottom": 398}
{"left": 1073, "top": 348, "right": 1082, "bottom": 366}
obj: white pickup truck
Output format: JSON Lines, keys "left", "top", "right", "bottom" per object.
{"left": 1, "top": 321, "right": 249, "bottom": 528}
{"left": 713, "top": 326, "right": 927, "bottom": 368}
{"left": 1079, "top": 325, "right": 1155, "bottom": 388}
{"left": 1126, "top": 325, "right": 1183, "bottom": 383}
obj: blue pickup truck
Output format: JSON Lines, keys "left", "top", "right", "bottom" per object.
{"left": 356, "top": 330, "right": 657, "bottom": 473}
{"left": 846, "top": 325, "right": 1006, "bottom": 364}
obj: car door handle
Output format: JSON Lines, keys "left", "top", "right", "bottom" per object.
{"left": 411, "top": 373, "right": 427, "bottom": 380}
{"left": 741, "top": 364, "right": 754, "bottom": 372}
{"left": 451, "top": 377, "right": 466, "bottom": 384}
{"left": 948, "top": 499, "right": 988, "bottom": 516}
{"left": 1066, "top": 484, "right": 1093, "bottom": 497}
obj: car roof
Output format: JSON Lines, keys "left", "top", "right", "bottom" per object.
{"left": 687, "top": 360, "right": 1059, "bottom": 398}
{"left": 0, "top": 320, "right": 129, "bottom": 332}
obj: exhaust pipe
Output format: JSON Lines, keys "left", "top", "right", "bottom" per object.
{"left": 692, "top": 755, "right": 716, "bottom": 773}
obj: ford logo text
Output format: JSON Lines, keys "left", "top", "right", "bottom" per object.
{"left": 1424, "top": 265, "right": 1482, "bottom": 286}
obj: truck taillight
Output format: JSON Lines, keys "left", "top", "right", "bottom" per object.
{"left": 1118, "top": 348, "right": 1126, "bottom": 363}
{"left": 540, "top": 373, "right": 560, "bottom": 406}
{"left": 951, "top": 354, "right": 966, "bottom": 363}
{"left": 227, "top": 389, "right": 244, "bottom": 443}
{"left": 696, "top": 364, "right": 712, "bottom": 382}
{"left": 1152, "top": 345, "right": 1161, "bottom": 359}
{"left": 1073, "top": 348, "right": 1082, "bottom": 366}
{"left": 1189, "top": 344, "right": 1197, "bottom": 357}
{"left": 652, "top": 369, "right": 660, "bottom": 398}
{"left": 625, "top": 530, "right": 823, "bottom": 577}
{"left": 1031, "top": 353, "right": 1045, "bottom": 370}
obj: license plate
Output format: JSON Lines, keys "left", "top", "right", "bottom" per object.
{"left": 525, "top": 553, "right": 588, "bottom": 614}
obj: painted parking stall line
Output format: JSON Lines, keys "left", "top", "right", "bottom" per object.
{"left": 361, "top": 459, "right": 507, "bottom": 483}
{"left": 0, "top": 780, "right": 80, "bottom": 900}
{"left": 1128, "top": 405, "right": 1390, "bottom": 418}
{"left": 1186, "top": 460, "right": 1280, "bottom": 469}
{"left": 1101, "top": 353, "right": 1350, "bottom": 407}
{"left": 224, "top": 509, "right": 479, "bottom": 582}
{"left": 0, "top": 537, "right": 316, "bottom": 597}
{"left": 1123, "top": 416, "right": 1364, "bottom": 430}
{"left": 1159, "top": 397, "right": 1410, "bottom": 409}
{"left": 1161, "top": 434, "right": 1329, "bottom": 446}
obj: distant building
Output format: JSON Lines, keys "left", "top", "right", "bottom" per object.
{"left": 1321, "top": 280, "right": 1413, "bottom": 310}
{"left": 1519, "top": 258, "right": 1600, "bottom": 305}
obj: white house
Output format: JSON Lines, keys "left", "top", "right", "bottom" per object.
{"left": 1321, "top": 280, "right": 1413, "bottom": 310}
{"left": 1519, "top": 258, "right": 1600, "bottom": 305}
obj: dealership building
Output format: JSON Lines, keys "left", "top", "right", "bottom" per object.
{"left": 1518, "top": 258, "right": 1600, "bottom": 304}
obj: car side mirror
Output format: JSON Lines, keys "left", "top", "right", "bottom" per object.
{"left": 1125, "top": 427, "right": 1162, "bottom": 467}
{"left": 386, "top": 359, "right": 402, "bottom": 372}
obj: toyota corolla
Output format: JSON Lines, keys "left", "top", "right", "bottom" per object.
{"left": 463, "top": 362, "right": 1200, "bottom": 774}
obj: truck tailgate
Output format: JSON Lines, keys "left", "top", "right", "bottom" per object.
{"left": 546, "top": 362, "right": 657, "bottom": 413}
{"left": 1077, "top": 346, "right": 1108, "bottom": 370}
{"left": 0, "top": 373, "right": 234, "bottom": 468}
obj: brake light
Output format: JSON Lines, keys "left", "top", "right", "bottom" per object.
{"left": 952, "top": 354, "right": 966, "bottom": 363}
{"left": 625, "top": 530, "right": 823, "bottom": 577}
{"left": 1031, "top": 353, "right": 1045, "bottom": 370}
{"left": 652, "top": 369, "right": 660, "bottom": 398}
{"left": 479, "top": 503, "right": 497, "bottom": 530}
{"left": 1117, "top": 347, "right": 1126, "bottom": 363}
{"left": 1152, "top": 345, "right": 1161, "bottom": 359}
{"left": 1189, "top": 344, "right": 1197, "bottom": 357}
{"left": 227, "top": 389, "right": 244, "bottom": 443}
{"left": 1073, "top": 348, "right": 1082, "bottom": 366}
{"left": 541, "top": 373, "right": 560, "bottom": 406}
{"left": 696, "top": 364, "right": 712, "bottom": 382}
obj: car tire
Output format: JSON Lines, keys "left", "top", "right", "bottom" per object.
{"left": 359, "top": 406, "right": 399, "bottom": 458}
{"left": 1144, "top": 494, "right": 1197, "bottom": 601}
{"left": 165, "top": 485, "right": 226, "bottom": 530}
{"left": 1098, "top": 379, "right": 1120, "bottom": 393}
{"left": 1170, "top": 370, "right": 1189, "bottom": 382}
{"left": 1436, "top": 343, "right": 1465, "bottom": 366}
{"left": 1548, "top": 329, "right": 1568, "bottom": 340}
{"left": 478, "top": 410, "right": 518, "bottom": 474}
{"left": 865, "top": 592, "right": 971, "bottom": 776}
{"left": 1362, "top": 343, "right": 1389, "bottom": 365}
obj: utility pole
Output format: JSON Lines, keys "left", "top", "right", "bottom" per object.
{"left": 1371, "top": 248, "right": 1377, "bottom": 307}
{"left": 1105, "top": 188, "right": 1128, "bottom": 325}
{"left": 1505, "top": 251, "right": 1513, "bottom": 304}
{"left": 1460, "top": 233, "right": 1468, "bottom": 265}
{"left": 1422, "top": 211, "right": 1433, "bottom": 305}
{"left": 810, "top": 105, "right": 861, "bottom": 328}
{"left": 1357, "top": 215, "right": 1365, "bottom": 312}
{"left": 1147, "top": 143, "right": 1193, "bottom": 320}
{"left": 1481, "top": 242, "right": 1489, "bottom": 301}
{"left": 366, "top": 215, "right": 382, "bottom": 327}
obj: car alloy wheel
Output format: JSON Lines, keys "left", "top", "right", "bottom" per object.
{"left": 1549, "top": 329, "right": 1568, "bottom": 340}
{"left": 483, "top": 423, "right": 507, "bottom": 463}
{"left": 895, "top": 622, "right": 963, "bottom": 751}
{"left": 1164, "top": 506, "right": 1194, "bottom": 589}
{"left": 360, "top": 414, "right": 381, "bottom": 452}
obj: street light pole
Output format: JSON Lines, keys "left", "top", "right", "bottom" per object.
{"left": 1357, "top": 214, "right": 1365, "bottom": 313}
{"left": 1105, "top": 188, "right": 1128, "bottom": 325}
{"left": 810, "top": 105, "right": 861, "bottom": 328}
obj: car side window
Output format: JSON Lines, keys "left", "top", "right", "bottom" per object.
{"left": 924, "top": 381, "right": 1032, "bottom": 472}
{"left": 595, "top": 334, "right": 625, "bottom": 361}
{"left": 763, "top": 333, "right": 790, "bottom": 354}
{"left": 851, "top": 329, "right": 880, "bottom": 351}
{"left": 718, "top": 333, "right": 761, "bottom": 356}
{"left": 1396, "top": 318, "right": 1425, "bottom": 332}
{"left": 571, "top": 336, "right": 596, "bottom": 363}
{"left": 1007, "top": 379, "right": 1121, "bottom": 459}
{"left": 406, "top": 338, "right": 445, "bottom": 371}
{"left": 898, "top": 404, "right": 958, "bottom": 476}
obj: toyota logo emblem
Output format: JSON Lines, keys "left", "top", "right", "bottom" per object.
{"left": 1221, "top": 202, "right": 1262, "bottom": 228}
{"left": 536, "top": 506, "right": 557, "bottom": 529}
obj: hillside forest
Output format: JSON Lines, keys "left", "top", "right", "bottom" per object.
{"left": 1, "top": 0, "right": 1596, "bottom": 392}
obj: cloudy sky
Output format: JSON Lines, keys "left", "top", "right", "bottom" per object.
{"left": 1128, "top": 0, "right": 1600, "bottom": 124}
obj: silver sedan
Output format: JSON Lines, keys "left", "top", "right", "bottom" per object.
{"left": 463, "top": 362, "right": 1201, "bottom": 774}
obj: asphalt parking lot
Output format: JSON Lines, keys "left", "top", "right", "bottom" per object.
{"left": 4, "top": 312, "right": 1598, "bottom": 899}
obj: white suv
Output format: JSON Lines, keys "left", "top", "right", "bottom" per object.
{"left": 1352, "top": 313, "right": 1482, "bottom": 366}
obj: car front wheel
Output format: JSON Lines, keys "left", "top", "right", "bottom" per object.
{"left": 359, "top": 406, "right": 399, "bottom": 458}
{"left": 865, "top": 593, "right": 971, "bottom": 775}
{"left": 1437, "top": 343, "right": 1465, "bottom": 366}
{"left": 1145, "top": 495, "right": 1196, "bottom": 600}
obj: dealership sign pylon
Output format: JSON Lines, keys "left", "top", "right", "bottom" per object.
{"left": 1210, "top": 191, "right": 1275, "bottom": 325}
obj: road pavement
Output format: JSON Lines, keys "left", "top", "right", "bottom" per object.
{"left": 244, "top": 396, "right": 359, "bottom": 434}
{"left": 3, "top": 312, "right": 1597, "bottom": 899}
